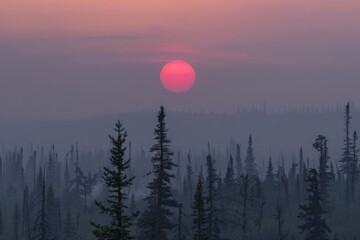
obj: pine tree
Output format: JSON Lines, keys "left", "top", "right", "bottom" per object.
{"left": 186, "top": 153, "right": 194, "bottom": 203}
{"left": 313, "top": 135, "right": 332, "bottom": 211}
{"left": 205, "top": 154, "right": 217, "bottom": 240}
{"left": 139, "top": 106, "right": 177, "bottom": 240}
{"left": 339, "top": 102, "right": 353, "bottom": 205}
{"left": 265, "top": 156, "right": 275, "bottom": 189}
{"left": 264, "top": 157, "right": 276, "bottom": 214}
{"left": 91, "top": 121, "right": 135, "bottom": 240}
{"left": 238, "top": 174, "right": 256, "bottom": 240}
{"left": 236, "top": 144, "right": 242, "bottom": 179}
{"left": 245, "top": 135, "right": 257, "bottom": 178}
{"left": 298, "top": 169, "right": 331, "bottom": 240}
{"left": 350, "top": 131, "right": 358, "bottom": 202}
{"left": 224, "top": 156, "right": 235, "bottom": 192}
{"left": 192, "top": 173, "right": 208, "bottom": 240}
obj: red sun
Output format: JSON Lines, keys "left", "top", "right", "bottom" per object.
{"left": 160, "top": 60, "right": 196, "bottom": 93}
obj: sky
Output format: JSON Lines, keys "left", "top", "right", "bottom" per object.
{"left": 1, "top": 0, "right": 360, "bottom": 122}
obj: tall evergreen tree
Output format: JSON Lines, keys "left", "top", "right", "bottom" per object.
{"left": 192, "top": 173, "right": 208, "bottom": 240}
{"left": 238, "top": 174, "right": 256, "bottom": 240}
{"left": 265, "top": 156, "right": 275, "bottom": 189}
{"left": 313, "top": 135, "right": 332, "bottom": 211}
{"left": 298, "top": 169, "right": 331, "bottom": 240}
{"left": 224, "top": 156, "right": 235, "bottom": 192}
{"left": 339, "top": 102, "right": 353, "bottom": 205}
{"left": 205, "top": 154, "right": 217, "bottom": 240}
{"left": 186, "top": 153, "right": 194, "bottom": 203}
{"left": 236, "top": 144, "right": 242, "bottom": 179}
{"left": 91, "top": 121, "right": 136, "bottom": 240}
{"left": 245, "top": 135, "right": 257, "bottom": 178}
{"left": 139, "top": 106, "right": 177, "bottom": 240}
{"left": 350, "top": 131, "right": 359, "bottom": 202}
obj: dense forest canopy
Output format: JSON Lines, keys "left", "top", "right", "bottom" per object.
{"left": 0, "top": 104, "right": 359, "bottom": 240}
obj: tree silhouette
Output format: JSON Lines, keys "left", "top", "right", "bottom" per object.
{"left": 139, "top": 106, "right": 177, "bottom": 240}
{"left": 298, "top": 169, "right": 331, "bottom": 240}
{"left": 91, "top": 121, "right": 136, "bottom": 240}
{"left": 192, "top": 173, "right": 208, "bottom": 240}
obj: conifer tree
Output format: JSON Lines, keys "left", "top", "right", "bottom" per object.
{"left": 91, "top": 121, "right": 135, "bottom": 240}
{"left": 192, "top": 173, "right": 208, "bottom": 240}
{"left": 186, "top": 154, "right": 194, "bottom": 203}
{"left": 350, "top": 131, "right": 358, "bottom": 202}
{"left": 236, "top": 144, "right": 242, "bottom": 179}
{"left": 205, "top": 154, "right": 217, "bottom": 240}
{"left": 313, "top": 135, "right": 332, "bottom": 211}
{"left": 139, "top": 106, "right": 177, "bottom": 240}
{"left": 298, "top": 169, "right": 331, "bottom": 240}
{"left": 264, "top": 157, "right": 276, "bottom": 213}
{"left": 339, "top": 102, "right": 353, "bottom": 205}
{"left": 245, "top": 135, "right": 257, "bottom": 178}
{"left": 238, "top": 174, "right": 256, "bottom": 240}
{"left": 265, "top": 157, "right": 275, "bottom": 189}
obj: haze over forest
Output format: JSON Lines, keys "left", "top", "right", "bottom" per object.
{"left": 0, "top": 105, "right": 357, "bottom": 165}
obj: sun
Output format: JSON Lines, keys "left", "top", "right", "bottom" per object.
{"left": 160, "top": 60, "right": 196, "bottom": 93}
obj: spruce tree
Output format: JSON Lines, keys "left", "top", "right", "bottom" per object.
{"left": 298, "top": 169, "right": 331, "bottom": 240}
{"left": 339, "top": 102, "right": 353, "bottom": 205}
{"left": 91, "top": 121, "right": 135, "bottom": 240}
{"left": 192, "top": 173, "right": 208, "bottom": 240}
{"left": 186, "top": 154, "right": 194, "bottom": 203}
{"left": 350, "top": 131, "right": 358, "bottom": 202}
{"left": 205, "top": 154, "right": 217, "bottom": 240}
{"left": 265, "top": 156, "right": 275, "bottom": 189}
{"left": 313, "top": 135, "right": 332, "bottom": 211}
{"left": 224, "top": 156, "right": 235, "bottom": 190}
{"left": 245, "top": 135, "right": 257, "bottom": 178}
{"left": 238, "top": 174, "right": 256, "bottom": 240}
{"left": 235, "top": 144, "right": 242, "bottom": 179}
{"left": 139, "top": 106, "right": 177, "bottom": 240}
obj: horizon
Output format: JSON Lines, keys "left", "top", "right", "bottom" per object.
{"left": 2, "top": 0, "right": 360, "bottom": 122}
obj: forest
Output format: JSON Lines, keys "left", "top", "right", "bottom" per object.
{"left": 0, "top": 104, "right": 359, "bottom": 240}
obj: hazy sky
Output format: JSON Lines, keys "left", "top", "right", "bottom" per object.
{"left": 1, "top": 0, "right": 360, "bottom": 122}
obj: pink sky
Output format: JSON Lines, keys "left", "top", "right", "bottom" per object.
{"left": 1, "top": 0, "right": 360, "bottom": 121}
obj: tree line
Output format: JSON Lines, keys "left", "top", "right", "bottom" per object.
{"left": 0, "top": 104, "right": 359, "bottom": 240}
